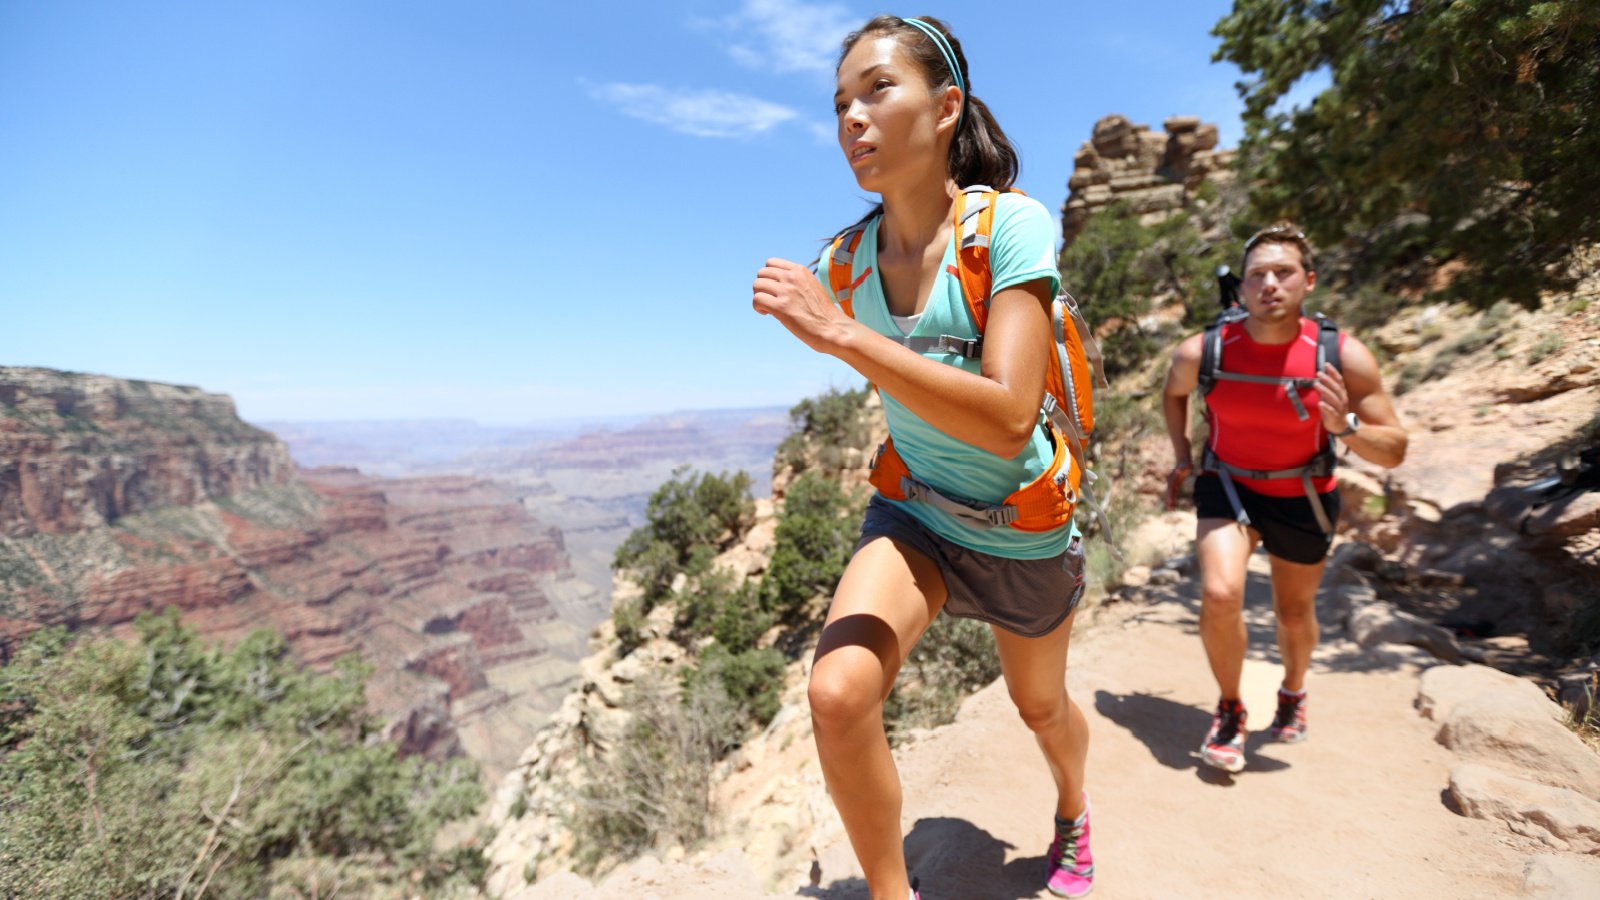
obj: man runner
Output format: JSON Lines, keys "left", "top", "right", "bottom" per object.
{"left": 1161, "top": 222, "right": 1408, "bottom": 773}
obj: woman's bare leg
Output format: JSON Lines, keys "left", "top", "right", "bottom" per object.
{"left": 809, "top": 536, "right": 945, "bottom": 900}
{"left": 991, "top": 609, "right": 1088, "bottom": 820}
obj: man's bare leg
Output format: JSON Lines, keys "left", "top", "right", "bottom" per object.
{"left": 1268, "top": 554, "right": 1326, "bottom": 692}
{"left": 1195, "top": 518, "right": 1258, "bottom": 700}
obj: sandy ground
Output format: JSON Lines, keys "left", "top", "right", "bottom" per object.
{"left": 812, "top": 560, "right": 1536, "bottom": 896}
{"left": 801, "top": 560, "right": 1536, "bottom": 900}
{"left": 523, "top": 544, "right": 1581, "bottom": 899}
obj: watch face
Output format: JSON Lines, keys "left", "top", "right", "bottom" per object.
{"left": 1347, "top": 412, "right": 1360, "bottom": 432}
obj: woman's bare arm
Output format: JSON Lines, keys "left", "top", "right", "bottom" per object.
{"left": 753, "top": 258, "right": 1051, "bottom": 458}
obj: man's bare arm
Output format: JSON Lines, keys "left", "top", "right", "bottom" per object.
{"left": 1316, "top": 336, "right": 1407, "bottom": 468}
{"left": 1163, "top": 334, "right": 1204, "bottom": 465}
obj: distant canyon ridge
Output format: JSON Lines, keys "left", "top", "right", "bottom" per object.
{"left": 264, "top": 405, "right": 792, "bottom": 615}
{"left": 0, "top": 366, "right": 792, "bottom": 779}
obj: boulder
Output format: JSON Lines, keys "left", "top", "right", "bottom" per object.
{"left": 1521, "top": 853, "right": 1600, "bottom": 899}
{"left": 1539, "top": 580, "right": 1596, "bottom": 623}
{"left": 1163, "top": 553, "right": 1197, "bottom": 574}
{"left": 1449, "top": 763, "right": 1600, "bottom": 851}
{"left": 1324, "top": 578, "right": 1376, "bottom": 621}
{"left": 1347, "top": 601, "right": 1461, "bottom": 662}
{"left": 1438, "top": 692, "right": 1600, "bottom": 800}
{"left": 1520, "top": 491, "right": 1600, "bottom": 539}
{"left": 1135, "top": 130, "right": 1168, "bottom": 169}
{"left": 1326, "top": 540, "right": 1383, "bottom": 578}
{"left": 1090, "top": 114, "right": 1138, "bottom": 157}
{"left": 1148, "top": 567, "right": 1183, "bottom": 586}
{"left": 1417, "top": 664, "right": 1559, "bottom": 723}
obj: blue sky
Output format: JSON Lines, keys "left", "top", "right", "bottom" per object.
{"left": 1, "top": 1, "right": 1297, "bottom": 426}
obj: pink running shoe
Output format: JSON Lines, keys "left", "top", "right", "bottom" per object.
{"left": 1269, "top": 687, "right": 1308, "bottom": 743}
{"left": 1199, "top": 698, "right": 1247, "bottom": 773}
{"left": 1045, "top": 797, "right": 1094, "bottom": 897}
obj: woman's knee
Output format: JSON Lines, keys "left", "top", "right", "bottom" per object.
{"left": 1009, "top": 689, "right": 1068, "bottom": 733}
{"left": 808, "top": 658, "right": 884, "bottom": 729}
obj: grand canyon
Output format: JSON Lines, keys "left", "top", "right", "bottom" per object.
{"left": 0, "top": 365, "right": 791, "bottom": 779}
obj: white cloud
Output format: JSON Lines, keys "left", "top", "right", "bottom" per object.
{"left": 587, "top": 81, "right": 799, "bottom": 138}
{"left": 698, "top": 0, "right": 857, "bottom": 76}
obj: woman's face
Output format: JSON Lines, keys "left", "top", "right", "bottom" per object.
{"left": 834, "top": 34, "right": 954, "bottom": 192}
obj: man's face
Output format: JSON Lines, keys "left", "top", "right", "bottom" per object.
{"left": 1241, "top": 241, "right": 1315, "bottom": 324}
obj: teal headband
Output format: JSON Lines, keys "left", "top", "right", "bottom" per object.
{"left": 899, "top": 17, "right": 966, "bottom": 130}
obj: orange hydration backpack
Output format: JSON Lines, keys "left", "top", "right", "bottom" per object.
{"left": 826, "top": 185, "right": 1116, "bottom": 546}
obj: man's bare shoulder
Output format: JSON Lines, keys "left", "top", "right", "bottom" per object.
{"left": 1338, "top": 332, "right": 1385, "bottom": 376}
{"left": 1163, "top": 331, "right": 1206, "bottom": 395}
{"left": 1171, "top": 332, "right": 1206, "bottom": 365}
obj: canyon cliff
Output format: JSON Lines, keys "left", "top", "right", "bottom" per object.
{"left": 0, "top": 368, "right": 595, "bottom": 778}
{"left": 0, "top": 367, "right": 293, "bottom": 537}
{"left": 267, "top": 407, "right": 793, "bottom": 633}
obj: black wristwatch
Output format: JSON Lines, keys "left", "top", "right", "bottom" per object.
{"left": 1330, "top": 412, "right": 1360, "bottom": 438}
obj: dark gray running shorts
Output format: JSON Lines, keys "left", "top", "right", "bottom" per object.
{"left": 855, "top": 494, "right": 1087, "bottom": 638}
{"left": 1193, "top": 474, "right": 1340, "bottom": 565}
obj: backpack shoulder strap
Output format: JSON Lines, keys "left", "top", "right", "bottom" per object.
{"left": 1198, "top": 318, "right": 1226, "bottom": 396}
{"left": 952, "top": 185, "right": 1003, "bottom": 334}
{"left": 1197, "top": 306, "right": 1254, "bottom": 396}
{"left": 1313, "top": 313, "right": 1342, "bottom": 375}
{"left": 826, "top": 222, "right": 871, "bottom": 320}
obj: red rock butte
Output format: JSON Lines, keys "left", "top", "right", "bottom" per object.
{"left": 1060, "top": 114, "right": 1237, "bottom": 249}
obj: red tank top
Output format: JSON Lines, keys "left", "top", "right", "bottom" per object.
{"left": 1203, "top": 318, "right": 1344, "bottom": 497}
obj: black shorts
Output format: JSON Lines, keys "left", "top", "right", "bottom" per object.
{"left": 1193, "top": 474, "right": 1340, "bottom": 565}
{"left": 855, "top": 495, "right": 1086, "bottom": 637}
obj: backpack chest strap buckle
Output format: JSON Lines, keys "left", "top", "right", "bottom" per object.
{"left": 934, "top": 334, "right": 983, "bottom": 358}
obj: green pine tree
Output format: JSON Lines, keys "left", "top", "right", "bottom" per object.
{"left": 1214, "top": 0, "right": 1600, "bottom": 306}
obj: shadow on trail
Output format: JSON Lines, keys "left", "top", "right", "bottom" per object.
{"left": 800, "top": 817, "right": 1050, "bottom": 900}
{"left": 1093, "top": 689, "right": 1290, "bottom": 779}
{"left": 1160, "top": 548, "right": 1434, "bottom": 676}
{"left": 1160, "top": 561, "right": 1287, "bottom": 658}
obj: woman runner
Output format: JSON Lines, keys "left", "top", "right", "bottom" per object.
{"left": 752, "top": 16, "right": 1096, "bottom": 900}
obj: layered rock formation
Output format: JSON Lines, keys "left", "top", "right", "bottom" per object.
{"left": 0, "top": 370, "right": 595, "bottom": 778}
{"left": 1060, "top": 114, "right": 1237, "bottom": 248}
{"left": 0, "top": 367, "right": 293, "bottom": 536}
{"left": 270, "top": 408, "right": 793, "bottom": 636}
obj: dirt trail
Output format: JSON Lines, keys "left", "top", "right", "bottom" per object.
{"left": 791, "top": 545, "right": 1537, "bottom": 900}
{"left": 521, "top": 539, "right": 1577, "bottom": 899}
{"left": 505, "top": 293, "right": 1600, "bottom": 900}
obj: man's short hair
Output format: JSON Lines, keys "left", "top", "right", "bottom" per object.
{"left": 1243, "top": 222, "right": 1315, "bottom": 274}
